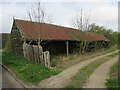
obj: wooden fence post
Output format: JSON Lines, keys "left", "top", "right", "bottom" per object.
{"left": 23, "top": 42, "right": 27, "bottom": 58}
{"left": 66, "top": 41, "right": 69, "bottom": 56}
{"left": 43, "top": 51, "right": 50, "bottom": 68}
{"left": 46, "top": 51, "right": 50, "bottom": 68}
{"left": 38, "top": 45, "right": 44, "bottom": 65}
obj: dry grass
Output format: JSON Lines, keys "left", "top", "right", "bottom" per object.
{"left": 50, "top": 45, "right": 118, "bottom": 71}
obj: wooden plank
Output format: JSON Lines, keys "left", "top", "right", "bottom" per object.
{"left": 43, "top": 52, "right": 47, "bottom": 67}
{"left": 38, "top": 45, "right": 44, "bottom": 65}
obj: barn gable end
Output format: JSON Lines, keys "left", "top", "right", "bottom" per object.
{"left": 11, "top": 21, "right": 24, "bottom": 56}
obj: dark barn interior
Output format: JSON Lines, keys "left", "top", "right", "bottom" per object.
{"left": 41, "top": 40, "right": 109, "bottom": 55}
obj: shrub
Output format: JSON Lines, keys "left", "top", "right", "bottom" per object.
{"left": 87, "top": 23, "right": 118, "bottom": 45}
{"left": 5, "top": 34, "right": 12, "bottom": 53}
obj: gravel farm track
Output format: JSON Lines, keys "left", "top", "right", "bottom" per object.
{"left": 83, "top": 56, "right": 118, "bottom": 88}
{"left": 37, "top": 50, "right": 119, "bottom": 88}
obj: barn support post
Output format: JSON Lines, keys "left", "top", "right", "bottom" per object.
{"left": 66, "top": 41, "right": 69, "bottom": 56}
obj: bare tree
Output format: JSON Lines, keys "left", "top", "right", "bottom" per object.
{"left": 27, "top": 2, "right": 52, "bottom": 45}
{"left": 71, "top": 10, "right": 92, "bottom": 54}
{"left": 72, "top": 10, "right": 83, "bottom": 30}
{"left": 72, "top": 10, "right": 91, "bottom": 31}
{"left": 84, "top": 14, "right": 91, "bottom": 31}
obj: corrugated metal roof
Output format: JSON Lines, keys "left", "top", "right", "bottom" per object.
{"left": 15, "top": 19, "right": 109, "bottom": 42}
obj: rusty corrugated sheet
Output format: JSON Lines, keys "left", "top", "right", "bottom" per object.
{"left": 15, "top": 19, "right": 109, "bottom": 42}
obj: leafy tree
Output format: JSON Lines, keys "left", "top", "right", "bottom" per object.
{"left": 87, "top": 23, "right": 118, "bottom": 45}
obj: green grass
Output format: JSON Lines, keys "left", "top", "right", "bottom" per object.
{"left": 109, "top": 62, "right": 118, "bottom": 77}
{"left": 107, "top": 52, "right": 118, "bottom": 57}
{"left": 90, "top": 54, "right": 100, "bottom": 58}
{"left": 2, "top": 52, "right": 61, "bottom": 84}
{"left": 105, "top": 78, "right": 119, "bottom": 88}
{"left": 104, "top": 48, "right": 110, "bottom": 51}
{"left": 64, "top": 85, "right": 75, "bottom": 88}
{"left": 69, "top": 57, "right": 76, "bottom": 61}
{"left": 101, "top": 49, "right": 116, "bottom": 55}
{"left": 90, "top": 49, "right": 117, "bottom": 59}
{"left": 105, "top": 62, "right": 119, "bottom": 88}
{"left": 65, "top": 52, "right": 118, "bottom": 88}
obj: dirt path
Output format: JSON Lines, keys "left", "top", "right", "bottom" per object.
{"left": 83, "top": 56, "right": 118, "bottom": 88}
{"left": 37, "top": 50, "right": 118, "bottom": 88}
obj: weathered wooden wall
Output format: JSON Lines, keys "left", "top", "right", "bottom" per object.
{"left": 23, "top": 43, "right": 44, "bottom": 64}
{"left": 23, "top": 43, "right": 50, "bottom": 67}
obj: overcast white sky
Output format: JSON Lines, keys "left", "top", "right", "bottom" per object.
{"left": 0, "top": 0, "right": 119, "bottom": 33}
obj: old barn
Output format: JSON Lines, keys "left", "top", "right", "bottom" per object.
{"left": 11, "top": 19, "right": 109, "bottom": 56}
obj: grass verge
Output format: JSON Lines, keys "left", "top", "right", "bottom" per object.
{"left": 105, "top": 62, "right": 119, "bottom": 88}
{"left": 107, "top": 52, "right": 118, "bottom": 57}
{"left": 2, "top": 52, "right": 60, "bottom": 85}
{"left": 90, "top": 48, "right": 117, "bottom": 58}
{"left": 101, "top": 49, "right": 116, "bottom": 55}
{"left": 65, "top": 52, "right": 118, "bottom": 88}
{"left": 109, "top": 62, "right": 118, "bottom": 78}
